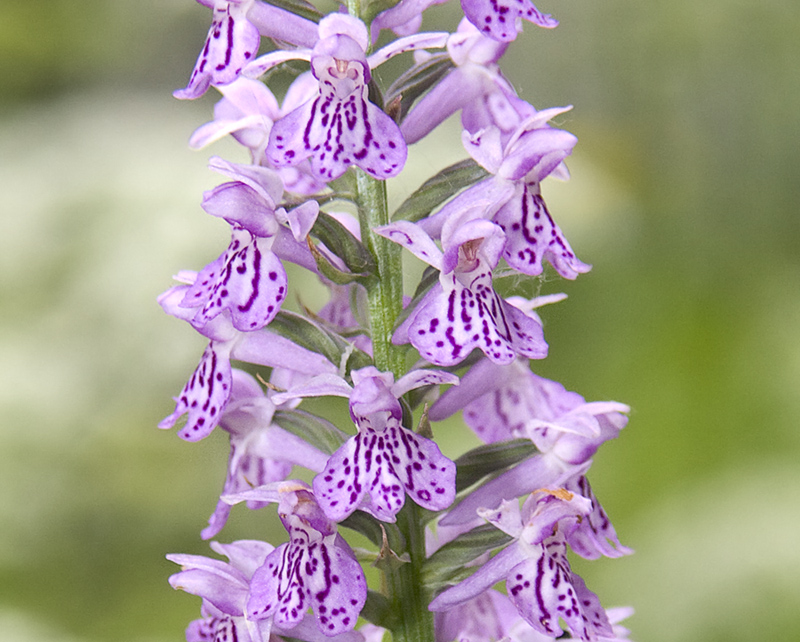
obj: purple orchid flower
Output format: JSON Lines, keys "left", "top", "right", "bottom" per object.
{"left": 460, "top": 0, "right": 557, "bottom": 43}
{"left": 269, "top": 367, "right": 459, "bottom": 522}
{"left": 402, "top": 18, "right": 539, "bottom": 145}
{"left": 169, "top": 539, "right": 275, "bottom": 642}
{"left": 189, "top": 77, "right": 328, "bottom": 195}
{"left": 431, "top": 357, "right": 631, "bottom": 557}
{"left": 437, "top": 588, "right": 634, "bottom": 642}
{"left": 435, "top": 589, "right": 522, "bottom": 642}
{"left": 168, "top": 539, "right": 363, "bottom": 642}
{"left": 202, "top": 369, "right": 332, "bottom": 540}
{"left": 175, "top": 0, "right": 318, "bottom": 100}
{"left": 243, "top": 14, "right": 448, "bottom": 181}
{"left": 418, "top": 114, "right": 589, "bottom": 280}
{"left": 430, "top": 490, "right": 614, "bottom": 641}
{"left": 158, "top": 275, "right": 337, "bottom": 442}
{"left": 376, "top": 218, "right": 548, "bottom": 366}
{"left": 177, "top": 156, "right": 319, "bottom": 334}
{"left": 223, "top": 481, "right": 368, "bottom": 636}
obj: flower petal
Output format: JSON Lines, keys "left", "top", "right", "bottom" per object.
{"left": 159, "top": 341, "right": 233, "bottom": 442}
{"left": 175, "top": 1, "right": 261, "bottom": 100}
{"left": 460, "top": 0, "right": 558, "bottom": 43}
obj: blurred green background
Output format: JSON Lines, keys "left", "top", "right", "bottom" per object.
{"left": 2, "top": 1, "right": 799, "bottom": 641}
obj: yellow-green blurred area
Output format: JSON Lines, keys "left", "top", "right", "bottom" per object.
{"left": 1, "top": 0, "right": 799, "bottom": 640}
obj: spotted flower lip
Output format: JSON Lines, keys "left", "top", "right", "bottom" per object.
{"left": 241, "top": 14, "right": 447, "bottom": 182}
{"left": 168, "top": 538, "right": 364, "bottom": 642}
{"left": 223, "top": 481, "right": 367, "bottom": 636}
{"left": 377, "top": 219, "right": 548, "bottom": 366}
{"left": 460, "top": 0, "right": 558, "bottom": 43}
{"left": 175, "top": 0, "right": 318, "bottom": 100}
{"left": 269, "top": 367, "right": 459, "bottom": 522}
{"left": 430, "top": 491, "right": 614, "bottom": 641}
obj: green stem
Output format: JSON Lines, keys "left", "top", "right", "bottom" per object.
{"left": 344, "top": 2, "right": 432, "bottom": 638}
{"left": 353, "top": 170, "right": 432, "bottom": 642}
{"left": 355, "top": 169, "right": 406, "bottom": 377}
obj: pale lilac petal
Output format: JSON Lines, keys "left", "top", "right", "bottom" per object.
{"left": 271, "top": 227, "right": 318, "bottom": 272}
{"left": 201, "top": 182, "right": 280, "bottom": 239}
{"left": 440, "top": 455, "right": 579, "bottom": 526}
{"left": 244, "top": 49, "right": 313, "bottom": 80}
{"left": 209, "top": 539, "right": 274, "bottom": 578}
{"left": 208, "top": 156, "right": 284, "bottom": 208}
{"left": 245, "top": 1, "right": 319, "bottom": 48}
{"left": 318, "top": 14, "right": 369, "bottom": 50}
{"left": 499, "top": 128, "right": 578, "bottom": 182}
{"left": 462, "top": 126, "right": 504, "bottom": 174}
{"left": 400, "top": 67, "right": 492, "bottom": 145}
{"left": 429, "top": 543, "right": 527, "bottom": 611}
{"left": 427, "top": 357, "right": 508, "bottom": 422}
{"left": 175, "top": 1, "right": 261, "bottom": 100}
{"left": 440, "top": 217, "right": 506, "bottom": 272}
{"left": 435, "top": 589, "right": 521, "bottom": 642}
{"left": 366, "top": 31, "right": 449, "bottom": 69}
{"left": 190, "top": 113, "right": 267, "bottom": 149}
{"left": 371, "top": 0, "right": 448, "bottom": 41}
{"left": 374, "top": 221, "right": 444, "bottom": 269}
{"left": 476, "top": 498, "right": 523, "bottom": 538}
{"left": 159, "top": 341, "right": 233, "bottom": 442}
{"left": 391, "top": 369, "right": 459, "bottom": 398}
{"left": 282, "top": 200, "right": 320, "bottom": 241}
{"left": 419, "top": 177, "right": 515, "bottom": 239}
{"left": 269, "top": 373, "right": 353, "bottom": 406}
{"left": 564, "top": 476, "right": 634, "bottom": 560}
{"left": 232, "top": 330, "right": 337, "bottom": 375}
{"left": 460, "top": 0, "right": 558, "bottom": 43}
{"left": 168, "top": 564, "right": 249, "bottom": 617}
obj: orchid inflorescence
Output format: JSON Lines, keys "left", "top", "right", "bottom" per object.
{"left": 161, "top": 2, "right": 634, "bottom": 641}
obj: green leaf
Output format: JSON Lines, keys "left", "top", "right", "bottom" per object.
{"left": 385, "top": 54, "right": 454, "bottom": 124}
{"left": 340, "top": 512, "right": 405, "bottom": 550}
{"left": 307, "top": 237, "right": 370, "bottom": 285}
{"left": 423, "top": 523, "right": 512, "bottom": 592}
{"left": 311, "top": 211, "right": 376, "bottom": 276}
{"left": 264, "top": 0, "right": 322, "bottom": 23}
{"left": 455, "top": 438, "right": 538, "bottom": 492}
{"left": 271, "top": 409, "right": 346, "bottom": 455}
{"left": 268, "top": 310, "right": 372, "bottom": 374}
{"left": 392, "top": 158, "right": 489, "bottom": 223}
